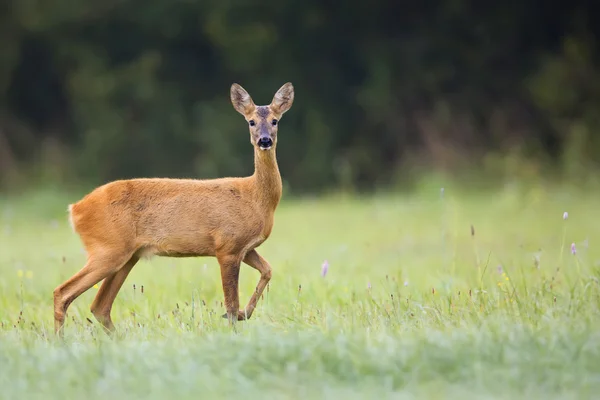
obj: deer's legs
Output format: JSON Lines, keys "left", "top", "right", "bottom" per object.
{"left": 90, "top": 255, "right": 139, "bottom": 332}
{"left": 53, "top": 250, "right": 132, "bottom": 336}
{"left": 217, "top": 253, "right": 241, "bottom": 325}
{"left": 219, "top": 249, "right": 272, "bottom": 321}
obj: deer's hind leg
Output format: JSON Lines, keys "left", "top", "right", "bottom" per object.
{"left": 90, "top": 255, "right": 139, "bottom": 332}
{"left": 53, "top": 248, "right": 134, "bottom": 336}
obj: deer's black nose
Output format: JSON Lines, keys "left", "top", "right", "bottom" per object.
{"left": 258, "top": 136, "right": 273, "bottom": 149}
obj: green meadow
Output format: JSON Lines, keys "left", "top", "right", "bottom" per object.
{"left": 1, "top": 180, "right": 599, "bottom": 399}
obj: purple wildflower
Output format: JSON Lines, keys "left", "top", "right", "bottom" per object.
{"left": 321, "top": 260, "right": 329, "bottom": 277}
{"left": 571, "top": 243, "right": 576, "bottom": 255}
{"left": 367, "top": 282, "right": 372, "bottom": 290}
{"left": 496, "top": 265, "right": 503, "bottom": 274}
{"left": 563, "top": 212, "right": 569, "bottom": 220}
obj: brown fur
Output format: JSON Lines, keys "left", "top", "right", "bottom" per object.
{"left": 53, "top": 82, "right": 294, "bottom": 336}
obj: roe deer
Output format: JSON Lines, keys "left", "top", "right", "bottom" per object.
{"left": 53, "top": 82, "right": 294, "bottom": 336}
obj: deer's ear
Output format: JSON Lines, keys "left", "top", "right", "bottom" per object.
{"left": 230, "top": 83, "right": 256, "bottom": 116}
{"left": 270, "top": 82, "right": 294, "bottom": 115}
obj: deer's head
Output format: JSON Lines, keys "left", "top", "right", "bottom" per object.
{"left": 230, "top": 82, "right": 294, "bottom": 151}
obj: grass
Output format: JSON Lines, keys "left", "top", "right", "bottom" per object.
{"left": 1, "top": 180, "right": 600, "bottom": 399}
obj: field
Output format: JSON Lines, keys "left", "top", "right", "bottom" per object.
{"left": 1, "top": 180, "right": 600, "bottom": 399}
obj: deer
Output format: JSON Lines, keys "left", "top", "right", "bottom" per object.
{"left": 53, "top": 82, "right": 294, "bottom": 336}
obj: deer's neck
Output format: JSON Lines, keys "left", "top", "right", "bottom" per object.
{"left": 252, "top": 148, "right": 282, "bottom": 210}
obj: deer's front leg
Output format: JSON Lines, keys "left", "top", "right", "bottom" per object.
{"left": 220, "top": 249, "right": 272, "bottom": 321}
{"left": 216, "top": 253, "right": 241, "bottom": 325}
{"left": 239, "top": 249, "right": 272, "bottom": 320}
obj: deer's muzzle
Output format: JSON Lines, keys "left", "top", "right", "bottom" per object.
{"left": 257, "top": 136, "right": 273, "bottom": 150}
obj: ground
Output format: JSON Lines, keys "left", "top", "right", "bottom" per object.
{"left": 0, "top": 180, "right": 599, "bottom": 399}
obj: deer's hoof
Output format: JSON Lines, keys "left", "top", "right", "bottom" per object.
{"left": 221, "top": 312, "right": 248, "bottom": 321}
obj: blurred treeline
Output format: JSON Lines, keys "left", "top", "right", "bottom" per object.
{"left": 1, "top": 0, "right": 600, "bottom": 193}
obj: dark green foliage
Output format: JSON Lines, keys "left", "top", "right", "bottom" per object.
{"left": 1, "top": 0, "right": 599, "bottom": 192}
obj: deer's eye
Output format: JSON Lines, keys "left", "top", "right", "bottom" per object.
{"left": 271, "top": 119, "right": 278, "bottom": 126}
{"left": 249, "top": 120, "right": 255, "bottom": 127}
